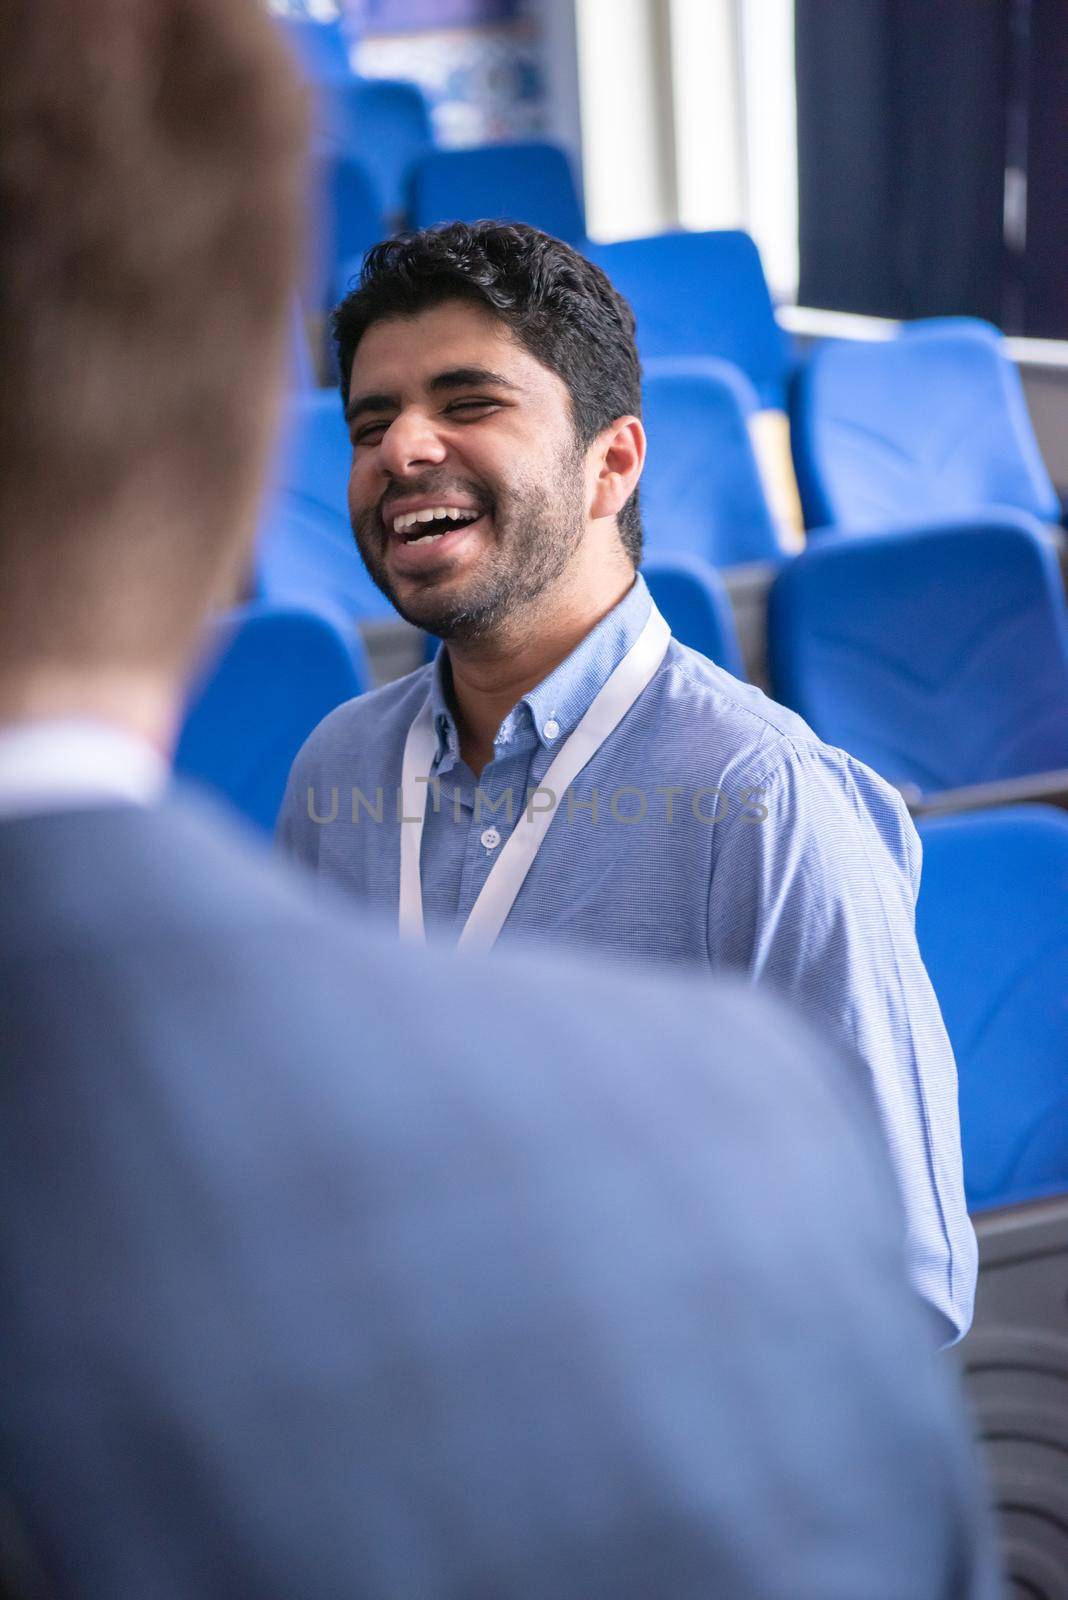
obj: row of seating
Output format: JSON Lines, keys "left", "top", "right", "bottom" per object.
{"left": 645, "top": 517, "right": 1068, "bottom": 805}
{"left": 280, "top": 18, "right": 1060, "bottom": 550}
{"left": 318, "top": 202, "right": 789, "bottom": 410}
{"left": 305, "top": 142, "right": 1057, "bottom": 542}
{"left": 223, "top": 508, "right": 1068, "bottom": 818}
{"left": 299, "top": 253, "right": 1059, "bottom": 578}
{"left": 255, "top": 375, "right": 1068, "bottom": 803}
{"left": 274, "top": 311, "right": 1060, "bottom": 588}
{"left": 281, "top": 30, "right": 1060, "bottom": 566}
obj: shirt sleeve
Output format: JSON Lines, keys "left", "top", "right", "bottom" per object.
{"left": 706, "top": 737, "right": 977, "bottom": 1343}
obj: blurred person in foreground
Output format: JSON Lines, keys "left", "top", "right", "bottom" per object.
{"left": 279, "top": 224, "right": 976, "bottom": 1346}
{"left": 0, "top": 2, "right": 997, "bottom": 1598}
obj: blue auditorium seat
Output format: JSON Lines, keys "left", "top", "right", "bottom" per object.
{"left": 901, "top": 315, "right": 1005, "bottom": 342}
{"left": 278, "top": 16, "right": 353, "bottom": 79}
{"left": 319, "top": 77, "right": 433, "bottom": 220}
{"left": 768, "top": 513, "right": 1068, "bottom": 796}
{"left": 175, "top": 603, "right": 369, "bottom": 833}
{"left": 791, "top": 321, "right": 1060, "bottom": 534}
{"left": 643, "top": 555, "right": 745, "bottom": 678}
{"left": 587, "top": 231, "right": 793, "bottom": 409}
{"left": 408, "top": 142, "right": 586, "bottom": 246}
{"left": 255, "top": 391, "right": 399, "bottom": 625}
{"left": 641, "top": 358, "right": 783, "bottom": 567}
{"left": 277, "top": 14, "right": 431, "bottom": 220}
{"left": 915, "top": 806, "right": 1068, "bottom": 1210}
{"left": 311, "top": 151, "right": 384, "bottom": 315}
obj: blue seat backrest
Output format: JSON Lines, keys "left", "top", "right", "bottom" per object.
{"left": 643, "top": 555, "right": 745, "bottom": 678}
{"left": 408, "top": 142, "right": 586, "bottom": 246}
{"left": 768, "top": 513, "right": 1068, "bottom": 794}
{"left": 641, "top": 358, "right": 782, "bottom": 567}
{"left": 278, "top": 17, "right": 353, "bottom": 80}
{"left": 915, "top": 805, "right": 1068, "bottom": 1209}
{"left": 318, "top": 77, "right": 433, "bottom": 220}
{"left": 255, "top": 391, "right": 399, "bottom": 624}
{"left": 175, "top": 603, "right": 370, "bottom": 834}
{"left": 587, "top": 230, "right": 793, "bottom": 410}
{"left": 791, "top": 322, "right": 1060, "bottom": 533}
{"left": 901, "top": 315, "right": 1005, "bottom": 342}
{"left": 309, "top": 152, "right": 384, "bottom": 316}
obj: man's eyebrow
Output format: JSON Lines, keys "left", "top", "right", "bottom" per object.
{"left": 344, "top": 391, "right": 397, "bottom": 426}
{"left": 425, "top": 365, "right": 522, "bottom": 394}
{"left": 344, "top": 367, "right": 522, "bottom": 426}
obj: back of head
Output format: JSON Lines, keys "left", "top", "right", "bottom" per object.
{"left": 0, "top": 0, "right": 307, "bottom": 677}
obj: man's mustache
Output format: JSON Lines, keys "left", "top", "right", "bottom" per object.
{"left": 376, "top": 478, "right": 493, "bottom": 529}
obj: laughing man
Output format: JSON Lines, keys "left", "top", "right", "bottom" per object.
{"left": 278, "top": 222, "right": 975, "bottom": 1344}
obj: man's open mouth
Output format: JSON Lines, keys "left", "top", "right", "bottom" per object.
{"left": 391, "top": 506, "right": 484, "bottom": 545}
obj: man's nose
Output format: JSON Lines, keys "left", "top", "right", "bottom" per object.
{"left": 378, "top": 409, "right": 447, "bottom": 476}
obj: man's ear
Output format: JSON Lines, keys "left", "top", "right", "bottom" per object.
{"left": 588, "top": 416, "right": 645, "bottom": 521}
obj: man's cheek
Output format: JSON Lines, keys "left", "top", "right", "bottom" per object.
{"left": 349, "top": 487, "right": 375, "bottom": 538}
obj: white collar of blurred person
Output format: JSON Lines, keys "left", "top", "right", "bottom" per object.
{"left": 0, "top": 716, "right": 167, "bottom": 821}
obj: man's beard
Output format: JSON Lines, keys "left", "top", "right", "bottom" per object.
{"left": 352, "top": 448, "right": 587, "bottom": 641}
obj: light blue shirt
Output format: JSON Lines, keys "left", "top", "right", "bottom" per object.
{"left": 279, "top": 574, "right": 976, "bottom": 1341}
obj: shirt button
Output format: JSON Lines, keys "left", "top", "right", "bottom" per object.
{"left": 480, "top": 827, "right": 501, "bottom": 851}
{"left": 544, "top": 718, "right": 560, "bottom": 740}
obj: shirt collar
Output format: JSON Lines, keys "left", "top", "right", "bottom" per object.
{"left": 427, "top": 652, "right": 462, "bottom": 772}
{"left": 0, "top": 717, "right": 168, "bottom": 821}
{"left": 427, "top": 574, "right": 654, "bottom": 765}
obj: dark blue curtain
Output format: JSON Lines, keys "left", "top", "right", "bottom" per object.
{"left": 1021, "top": 0, "right": 1068, "bottom": 336}
{"left": 795, "top": 0, "right": 1010, "bottom": 324}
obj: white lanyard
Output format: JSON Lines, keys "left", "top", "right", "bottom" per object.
{"left": 399, "top": 606, "right": 672, "bottom": 953}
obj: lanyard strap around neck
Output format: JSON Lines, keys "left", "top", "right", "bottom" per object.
{"left": 399, "top": 606, "right": 671, "bottom": 953}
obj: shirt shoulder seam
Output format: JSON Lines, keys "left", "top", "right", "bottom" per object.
{"left": 657, "top": 656, "right": 808, "bottom": 787}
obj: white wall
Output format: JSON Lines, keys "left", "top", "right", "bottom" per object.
{"left": 737, "top": 0, "right": 797, "bottom": 297}
{"left": 574, "top": 0, "right": 676, "bottom": 240}
{"left": 572, "top": 0, "right": 799, "bottom": 297}
{"left": 669, "top": 0, "right": 744, "bottom": 233}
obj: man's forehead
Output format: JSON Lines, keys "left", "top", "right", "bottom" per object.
{"left": 350, "top": 300, "right": 547, "bottom": 391}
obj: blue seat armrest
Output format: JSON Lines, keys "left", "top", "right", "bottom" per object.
{"left": 907, "top": 768, "right": 1068, "bottom": 820}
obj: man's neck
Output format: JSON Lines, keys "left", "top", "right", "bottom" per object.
{"left": 0, "top": 670, "right": 177, "bottom": 757}
{"left": 446, "top": 569, "right": 635, "bottom": 776}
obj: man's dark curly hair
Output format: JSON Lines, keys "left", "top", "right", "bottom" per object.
{"left": 332, "top": 221, "right": 644, "bottom": 565}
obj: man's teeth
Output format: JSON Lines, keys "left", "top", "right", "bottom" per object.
{"left": 392, "top": 505, "right": 480, "bottom": 536}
